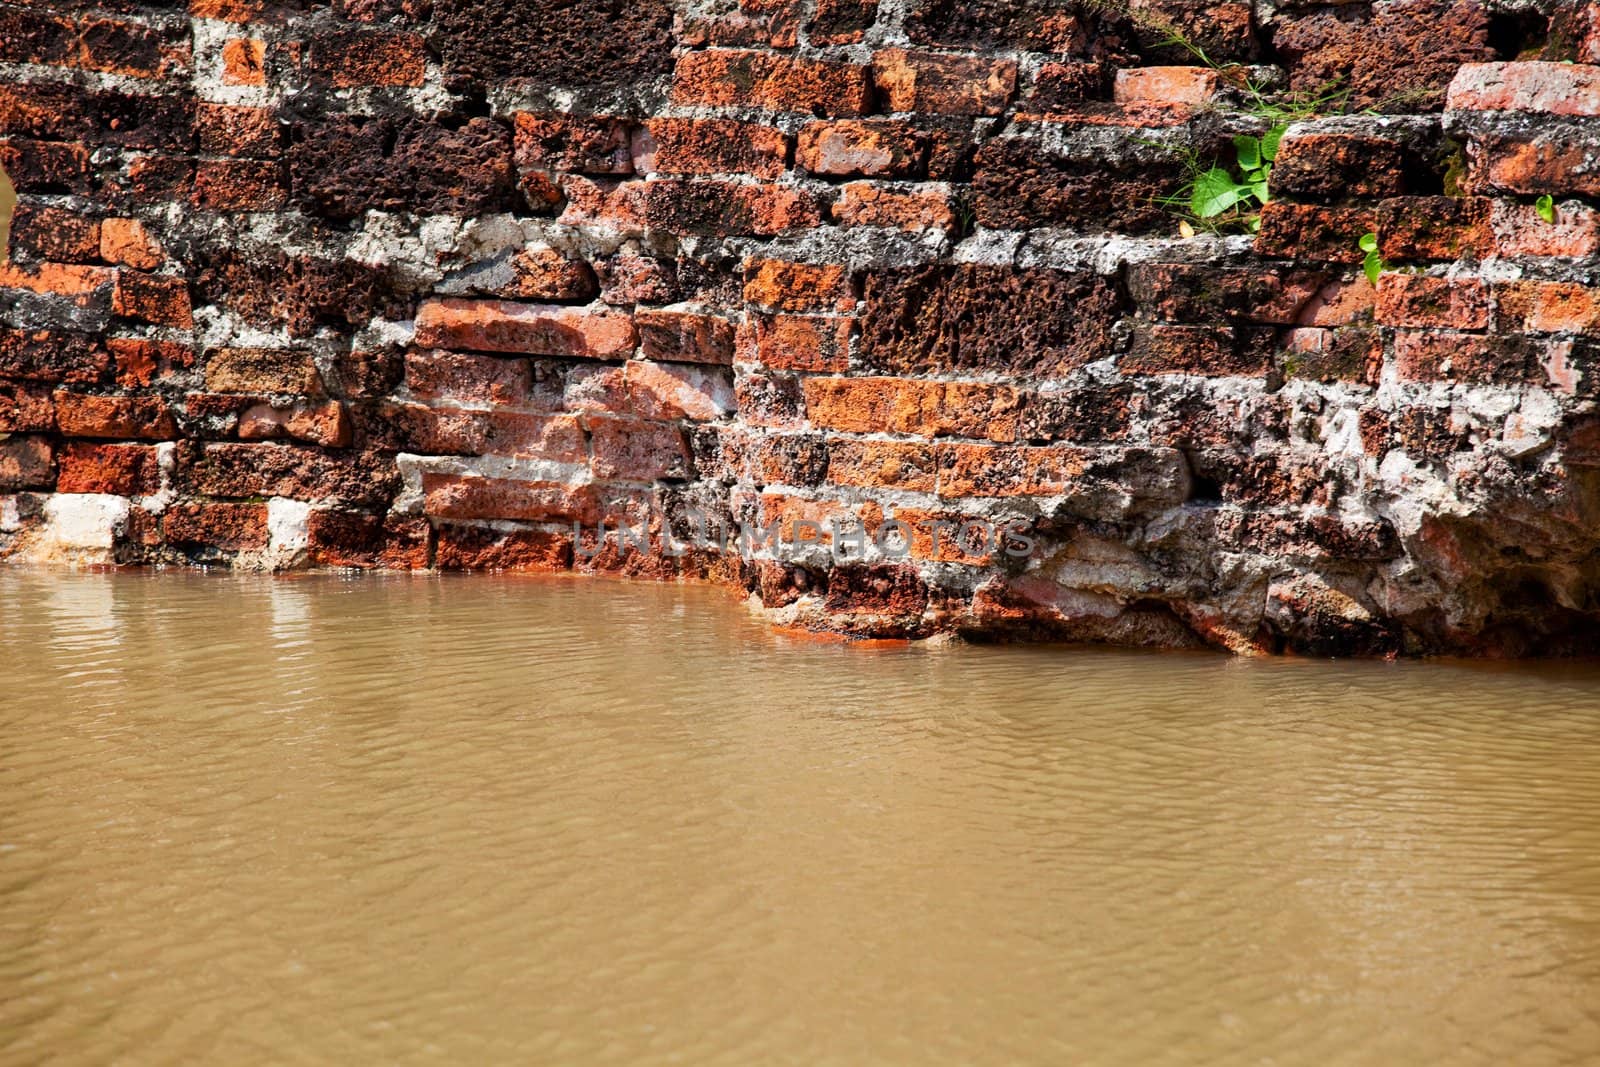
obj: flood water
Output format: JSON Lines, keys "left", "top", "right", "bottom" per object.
{"left": 2, "top": 571, "right": 1598, "bottom": 1065}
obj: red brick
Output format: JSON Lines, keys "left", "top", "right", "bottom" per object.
{"left": 1393, "top": 329, "right": 1538, "bottom": 385}
{"left": 238, "top": 400, "right": 353, "bottom": 447}
{"left": 1466, "top": 129, "right": 1600, "bottom": 197}
{"left": 1488, "top": 199, "right": 1600, "bottom": 258}
{"left": 1447, "top": 61, "right": 1600, "bottom": 116}
{"left": 205, "top": 347, "right": 324, "bottom": 394}
{"left": 872, "top": 48, "right": 1016, "bottom": 116}
{"left": 195, "top": 104, "right": 280, "bottom": 159}
{"left": 54, "top": 392, "right": 177, "bottom": 440}
{"left": 413, "top": 299, "right": 637, "bottom": 358}
{"left": 0, "top": 435, "right": 53, "bottom": 491}
{"left": 164, "top": 502, "right": 269, "bottom": 550}
{"left": 99, "top": 218, "right": 163, "bottom": 270}
{"left": 1376, "top": 274, "right": 1490, "bottom": 330}
{"left": 435, "top": 524, "right": 573, "bottom": 572}
{"left": 670, "top": 50, "right": 871, "bottom": 116}
{"left": 8, "top": 205, "right": 100, "bottom": 263}
{"left": 644, "top": 118, "right": 788, "bottom": 179}
{"left": 1113, "top": 66, "right": 1219, "bottom": 104}
{"left": 751, "top": 314, "right": 852, "bottom": 372}
{"left": 795, "top": 119, "right": 925, "bottom": 178}
{"left": 554, "top": 176, "right": 650, "bottom": 229}
{"left": 513, "top": 112, "right": 635, "bottom": 175}
{"left": 504, "top": 249, "right": 597, "bottom": 301}
{"left": 831, "top": 181, "right": 954, "bottom": 232}
{"left": 743, "top": 259, "right": 854, "bottom": 312}
{"left": 111, "top": 271, "right": 192, "bottom": 328}
{"left": 0, "top": 380, "right": 56, "bottom": 431}
{"left": 1377, "top": 196, "right": 1492, "bottom": 259}
{"left": 422, "top": 473, "right": 643, "bottom": 525}
{"left": 309, "top": 29, "right": 427, "bottom": 87}
{"left": 641, "top": 179, "right": 822, "bottom": 236}
{"left": 108, "top": 337, "right": 191, "bottom": 387}
{"left": 1254, "top": 203, "right": 1375, "bottom": 263}
{"left": 635, "top": 309, "right": 735, "bottom": 364}
{"left": 1121, "top": 326, "right": 1276, "bottom": 377}
{"left": 0, "top": 329, "right": 111, "bottom": 384}
{"left": 565, "top": 362, "right": 731, "bottom": 422}
{"left": 588, "top": 416, "right": 692, "bottom": 480}
{"left": 389, "top": 404, "right": 586, "bottom": 460}
{"left": 305, "top": 509, "right": 430, "bottom": 569}
{"left": 192, "top": 159, "right": 286, "bottom": 211}
{"left": 221, "top": 38, "right": 265, "bottom": 85}
{"left": 404, "top": 349, "right": 533, "bottom": 406}
{"left": 56, "top": 442, "right": 163, "bottom": 495}
{"left": 826, "top": 439, "right": 936, "bottom": 492}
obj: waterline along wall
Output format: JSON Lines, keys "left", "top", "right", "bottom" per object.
{"left": 3, "top": 0, "right": 1600, "bottom": 655}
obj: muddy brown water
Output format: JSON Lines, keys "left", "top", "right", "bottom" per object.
{"left": 1, "top": 571, "right": 1598, "bottom": 1064}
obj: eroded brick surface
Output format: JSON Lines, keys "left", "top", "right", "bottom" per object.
{"left": 1, "top": 0, "right": 1596, "bottom": 656}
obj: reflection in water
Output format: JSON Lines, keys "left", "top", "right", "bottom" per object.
{"left": 0, "top": 571, "right": 1598, "bottom": 1064}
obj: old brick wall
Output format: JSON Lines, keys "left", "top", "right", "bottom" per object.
{"left": 3, "top": 0, "right": 1599, "bottom": 655}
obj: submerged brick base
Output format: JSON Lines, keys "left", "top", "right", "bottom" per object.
{"left": 4, "top": 0, "right": 1600, "bottom": 655}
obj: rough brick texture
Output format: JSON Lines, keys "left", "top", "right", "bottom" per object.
{"left": 2, "top": 0, "right": 1597, "bottom": 657}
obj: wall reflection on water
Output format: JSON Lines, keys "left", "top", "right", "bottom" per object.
{"left": 2, "top": 571, "right": 1598, "bottom": 1064}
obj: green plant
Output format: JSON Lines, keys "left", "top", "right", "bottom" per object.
{"left": 1358, "top": 232, "right": 1387, "bottom": 286}
{"left": 1185, "top": 128, "right": 1286, "bottom": 231}
{"left": 1536, "top": 194, "right": 1556, "bottom": 224}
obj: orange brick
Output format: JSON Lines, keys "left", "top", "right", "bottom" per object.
{"left": 796, "top": 119, "right": 925, "bottom": 178}
{"left": 56, "top": 442, "right": 163, "bottom": 495}
{"left": 53, "top": 392, "right": 177, "bottom": 439}
{"left": 99, "top": 218, "right": 163, "bottom": 270}
{"left": 644, "top": 118, "right": 788, "bottom": 179}
{"left": 934, "top": 442, "right": 1087, "bottom": 498}
{"left": 1493, "top": 280, "right": 1600, "bottom": 333}
{"left": 670, "top": 50, "right": 871, "bottom": 116}
{"left": 413, "top": 299, "right": 637, "bottom": 358}
{"left": 743, "top": 259, "right": 854, "bottom": 312}
{"left": 826, "top": 438, "right": 936, "bottom": 492}
{"left": 237, "top": 400, "right": 352, "bottom": 448}
{"left": 221, "top": 38, "right": 265, "bottom": 85}
{"left": 111, "top": 271, "right": 192, "bottom": 328}
{"left": 0, "top": 262, "right": 115, "bottom": 298}
{"left": 752, "top": 314, "right": 852, "bottom": 372}
{"left": 192, "top": 159, "right": 286, "bottom": 211}
{"left": 872, "top": 48, "right": 1016, "bottom": 116}
{"left": 1112, "top": 66, "right": 1220, "bottom": 105}
{"left": 831, "top": 181, "right": 954, "bottom": 232}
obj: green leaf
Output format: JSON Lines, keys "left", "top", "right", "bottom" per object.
{"left": 1249, "top": 179, "right": 1270, "bottom": 204}
{"left": 1233, "top": 135, "right": 1262, "bottom": 172}
{"left": 1191, "top": 167, "right": 1250, "bottom": 218}
{"left": 1536, "top": 194, "right": 1556, "bottom": 223}
{"left": 1358, "top": 231, "right": 1378, "bottom": 253}
{"left": 1262, "top": 125, "right": 1288, "bottom": 162}
{"left": 1363, "top": 249, "right": 1383, "bottom": 287}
